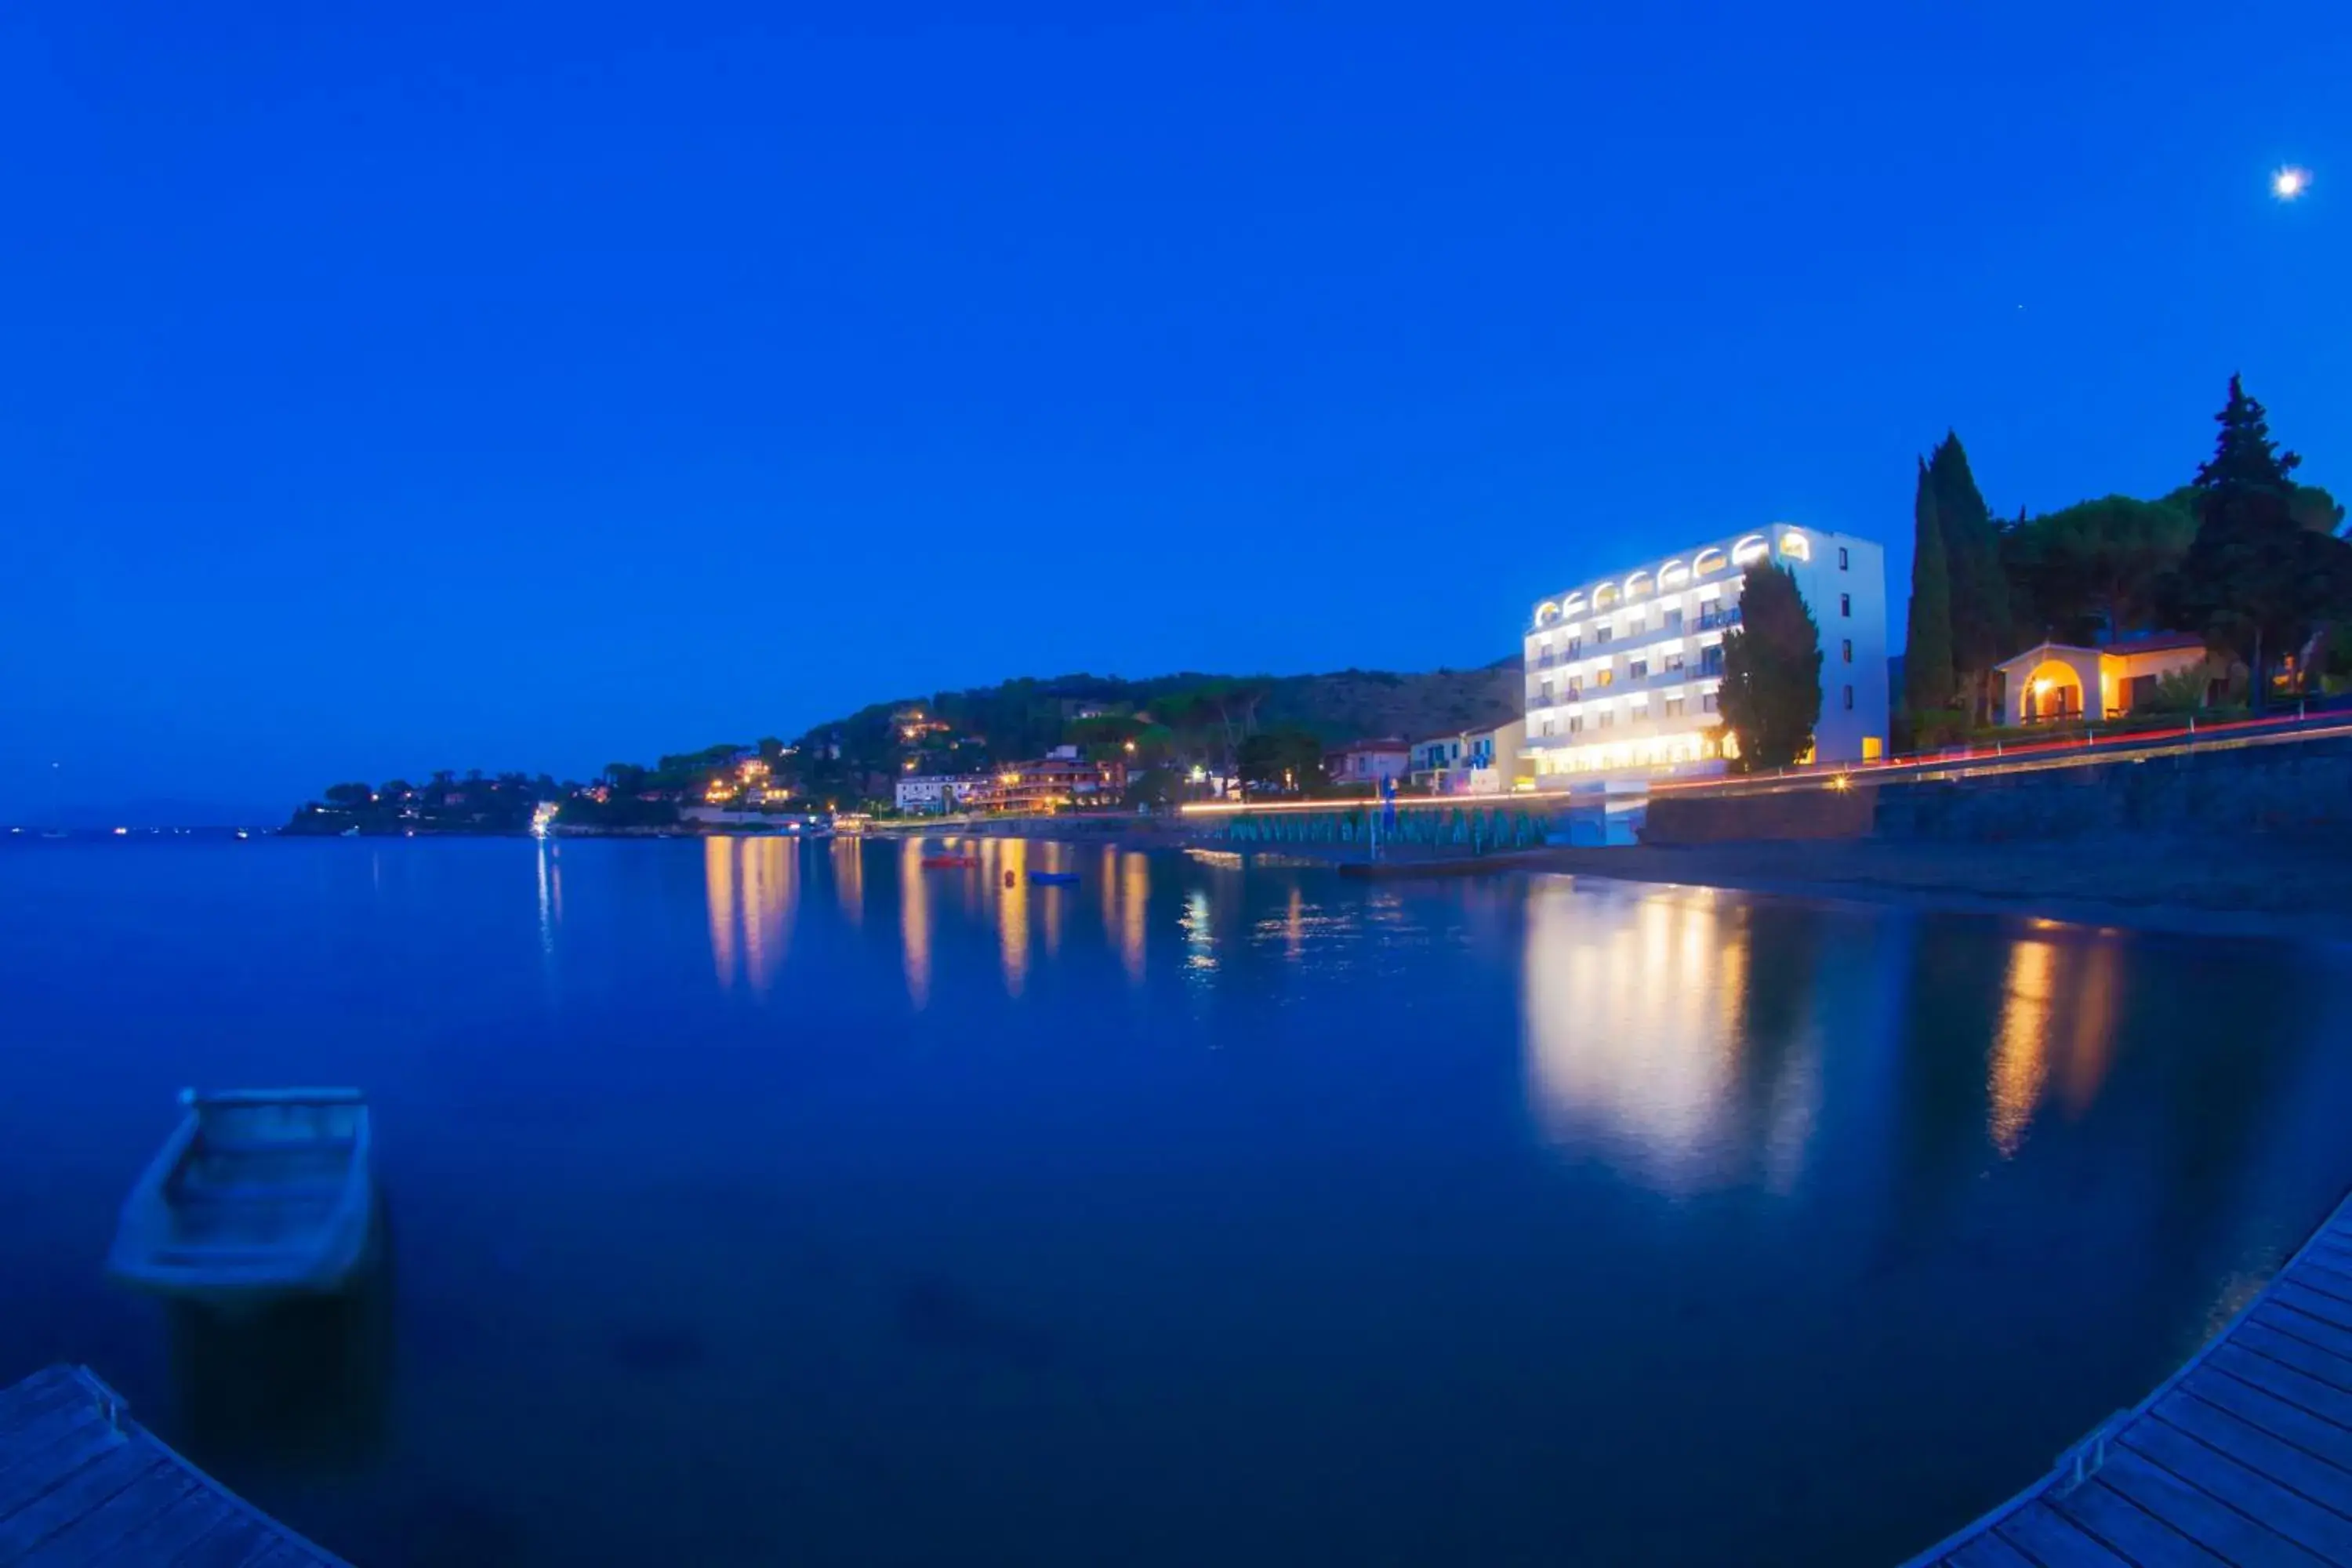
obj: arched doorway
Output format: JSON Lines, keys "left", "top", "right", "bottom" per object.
{"left": 2022, "top": 659, "right": 2083, "bottom": 722}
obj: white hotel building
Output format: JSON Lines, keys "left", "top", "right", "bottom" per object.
{"left": 1523, "top": 524, "right": 1889, "bottom": 781}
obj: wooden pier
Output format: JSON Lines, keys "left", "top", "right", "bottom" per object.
{"left": 0, "top": 1363, "right": 347, "bottom": 1566}
{"left": 1904, "top": 1191, "right": 2352, "bottom": 1566}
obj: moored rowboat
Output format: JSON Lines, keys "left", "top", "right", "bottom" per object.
{"left": 108, "top": 1088, "right": 376, "bottom": 1308}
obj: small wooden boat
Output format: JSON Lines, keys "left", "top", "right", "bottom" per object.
{"left": 920, "top": 855, "right": 979, "bottom": 869}
{"left": 108, "top": 1088, "right": 375, "bottom": 1308}
{"left": 1027, "top": 870, "right": 1080, "bottom": 886}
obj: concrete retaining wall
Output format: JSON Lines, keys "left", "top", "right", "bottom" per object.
{"left": 1642, "top": 786, "right": 1878, "bottom": 845}
{"left": 1872, "top": 736, "right": 2352, "bottom": 842}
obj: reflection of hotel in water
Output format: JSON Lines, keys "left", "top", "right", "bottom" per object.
{"left": 1520, "top": 885, "right": 2123, "bottom": 1193}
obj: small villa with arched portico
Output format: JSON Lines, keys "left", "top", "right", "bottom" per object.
{"left": 1994, "top": 633, "right": 2213, "bottom": 725}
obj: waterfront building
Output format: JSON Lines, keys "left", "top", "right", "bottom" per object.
{"left": 1523, "top": 525, "right": 1888, "bottom": 781}
{"left": 894, "top": 774, "right": 979, "bottom": 813}
{"left": 967, "top": 752, "right": 1127, "bottom": 813}
{"left": 1323, "top": 738, "right": 1410, "bottom": 786}
{"left": 1406, "top": 719, "right": 1526, "bottom": 795}
{"left": 1995, "top": 633, "right": 2211, "bottom": 724}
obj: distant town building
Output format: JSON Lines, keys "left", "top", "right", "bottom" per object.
{"left": 1408, "top": 719, "right": 1526, "bottom": 795}
{"left": 1324, "top": 738, "right": 1410, "bottom": 786}
{"left": 967, "top": 756, "right": 1127, "bottom": 814}
{"left": 1523, "top": 524, "right": 1888, "bottom": 781}
{"left": 895, "top": 774, "right": 979, "bottom": 814}
{"left": 1996, "top": 633, "right": 2211, "bottom": 724}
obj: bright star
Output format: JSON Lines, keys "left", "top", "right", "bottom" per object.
{"left": 2273, "top": 165, "right": 2310, "bottom": 200}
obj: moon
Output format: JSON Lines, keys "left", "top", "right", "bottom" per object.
{"left": 2274, "top": 165, "right": 2311, "bottom": 200}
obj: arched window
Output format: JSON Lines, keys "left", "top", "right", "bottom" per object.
{"left": 1731, "top": 535, "right": 1770, "bottom": 566}
{"left": 1624, "top": 569, "right": 1653, "bottom": 599}
{"left": 1592, "top": 583, "right": 1621, "bottom": 610}
{"left": 1693, "top": 547, "right": 1727, "bottom": 576}
{"left": 1657, "top": 560, "right": 1690, "bottom": 589}
{"left": 1777, "top": 532, "right": 1812, "bottom": 561}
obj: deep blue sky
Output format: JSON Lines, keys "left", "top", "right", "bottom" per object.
{"left": 3, "top": 2, "right": 2343, "bottom": 821}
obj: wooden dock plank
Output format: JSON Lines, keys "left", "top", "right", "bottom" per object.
{"left": 2209, "top": 1342, "right": 2352, "bottom": 1430}
{"left": 1899, "top": 1192, "right": 2352, "bottom": 1567}
{"left": 2051, "top": 1471, "right": 2235, "bottom": 1566}
{"left": 1994, "top": 1498, "right": 2140, "bottom": 1566}
{"left": 0, "top": 1418, "right": 128, "bottom": 1523}
{"left": 2238, "top": 1320, "right": 2352, "bottom": 1395}
{"left": 0, "top": 1370, "right": 87, "bottom": 1433}
{"left": 80, "top": 1490, "right": 238, "bottom": 1566}
{"left": 0, "top": 1370, "right": 347, "bottom": 1568}
{"left": 20, "top": 1472, "right": 202, "bottom": 1566}
{"left": 0, "top": 1404, "right": 107, "bottom": 1487}
{"left": 2299, "top": 1261, "right": 2352, "bottom": 1308}
{"left": 167, "top": 1514, "right": 278, "bottom": 1568}
{"left": 2259, "top": 1301, "right": 2352, "bottom": 1365}
{"left": 1942, "top": 1533, "right": 2041, "bottom": 1566}
{"left": 2118, "top": 1420, "right": 2352, "bottom": 1565}
{"left": 2278, "top": 1278, "right": 2352, "bottom": 1330}
{"left": 2155, "top": 1390, "right": 2352, "bottom": 1519}
{"left": 0, "top": 1445, "right": 161, "bottom": 1560}
{"left": 2185, "top": 1369, "right": 2352, "bottom": 1472}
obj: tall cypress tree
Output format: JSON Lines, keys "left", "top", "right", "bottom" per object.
{"left": 1905, "top": 456, "right": 1955, "bottom": 717}
{"left": 1928, "top": 432, "right": 2013, "bottom": 720}
{"left": 1719, "top": 562, "right": 1823, "bottom": 771}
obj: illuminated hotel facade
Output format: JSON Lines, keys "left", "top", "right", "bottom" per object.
{"left": 1523, "top": 524, "right": 1888, "bottom": 780}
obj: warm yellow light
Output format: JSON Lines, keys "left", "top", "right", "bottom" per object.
{"left": 1828, "top": 774, "right": 1852, "bottom": 793}
{"left": 1777, "top": 532, "right": 1810, "bottom": 561}
{"left": 2031, "top": 677, "right": 2050, "bottom": 695}
{"left": 2274, "top": 165, "right": 2310, "bottom": 200}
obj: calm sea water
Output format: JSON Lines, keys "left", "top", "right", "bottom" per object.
{"left": 2, "top": 834, "right": 2347, "bottom": 1566}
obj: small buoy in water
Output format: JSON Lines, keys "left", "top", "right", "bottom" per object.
{"left": 1004, "top": 869, "right": 1015, "bottom": 888}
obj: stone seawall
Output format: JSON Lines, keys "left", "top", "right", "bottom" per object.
{"left": 1873, "top": 735, "right": 2352, "bottom": 841}
{"left": 1642, "top": 786, "right": 1879, "bottom": 844}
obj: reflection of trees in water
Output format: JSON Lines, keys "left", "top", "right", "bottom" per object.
{"left": 167, "top": 1196, "right": 394, "bottom": 1472}
{"left": 1890, "top": 918, "right": 2013, "bottom": 1225}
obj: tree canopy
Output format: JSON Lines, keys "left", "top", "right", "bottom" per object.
{"left": 1718, "top": 563, "right": 1823, "bottom": 771}
{"left": 2003, "top": 495, "right": 2196, "bottom": 646}
{"left": 2160, "top": 376, "right": 2352, "bottom": 710}
{"left": 1927, "top": 432, "right": 2011, "bottom": 717}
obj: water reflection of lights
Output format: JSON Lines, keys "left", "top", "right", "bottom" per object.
{"left": 834, "top": 837, "right": 864, "bottom": 927}
{"left": 704, "top": 837, "right": 798, "bottom": 995}
{"left": 1988, "top": 932, "right": 2121, "bottom": 1155}
{"left": 900, "top": 837, "right": 931, "bottom": 1010}
{"left": 996, "top": 838, "right": 1029, "bottom": 997}
{"left": 1522, "top": 885, "right": 1820, "bottom": 1195}
{"left": 1120, "top": 851, "right": 1149, "bottom": 984}
{"left": 1181, "top": 888, "right": 1215, "bottom": 973}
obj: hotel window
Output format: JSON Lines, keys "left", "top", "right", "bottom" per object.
{"left": 1567, "top": 678, "right": 1583, "bottom": 698}
{"left": 1541, "top": 717, "right": 1555, "bottom": 738}
{"left": 1628, "top": 659, "right": 1649, "bottom": 681}
{"left": 1664, "top": 605, "right": 1683, "bottom": 631}
{"left": 1838, "top": 547, "right": 1849, "bottom": 570}
{"left": 1596, "top": 710, "right": 1614, "bottom": 731}
{"left": 1842, "top": 684, "right": 1854, "bottom": 711}
{"left": 1540, "top": 679, "right": 1554, "bottom": 704}
{"left": 1664, "top": 695, "right": 1686, "bottom": 717}
{"left": 1568, "top": 637, "right": 1582, "bottom": 658}
{"left": 1664, "top": 652, "right": 1686, "bottom": 674}
{"left": 1841, "top": 639, "right": 1852, "bottom": 663}
{"left": 1595, "top": 669, "right": 1615, "bottom": 688}
{"left": 1700, "top": 691, "right": 1719, "bottom": 714}
{"left": 1566, "top": 715, "right": 1582, "bottom": 734}
{"left": 1700, "top": 647, "right": 1724, "bottom": 676}
{"left": 1840, "top": 593, "right": 1851, "bottom": 618}
{"left": 1595, "top": 625, "right": 1613, "bottom": 646}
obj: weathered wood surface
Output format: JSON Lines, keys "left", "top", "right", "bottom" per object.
{"left": 0, "top": 1364, "right": 347, "bottom": 1566}
{"left": 1904, "top": 1192, "right": 2352, "bottom": 1566}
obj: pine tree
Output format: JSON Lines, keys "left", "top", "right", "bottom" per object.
{"left": 1928, "top": 431, "right": 2013, "bottom": 720}
{"left": 1719, "top": 562, "right": 1824, "bottom": 771}
{"left": 1904, "top": 456, "right": 1955, "bottom": 717}
{"left": 2162, "top": 375, "right": 2352, "bottom": 712}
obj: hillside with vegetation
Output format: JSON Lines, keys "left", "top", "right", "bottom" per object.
{"left": 284, "top": 659, "right": 1525, "bottom": 828}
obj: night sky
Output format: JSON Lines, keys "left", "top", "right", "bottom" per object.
{"left": 2, "top": 2, "right": 2342, "bottom": 822}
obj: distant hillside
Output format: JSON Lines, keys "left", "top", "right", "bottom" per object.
{"left": 1258, "top": 660, "right": 1524, "bottom": 742}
